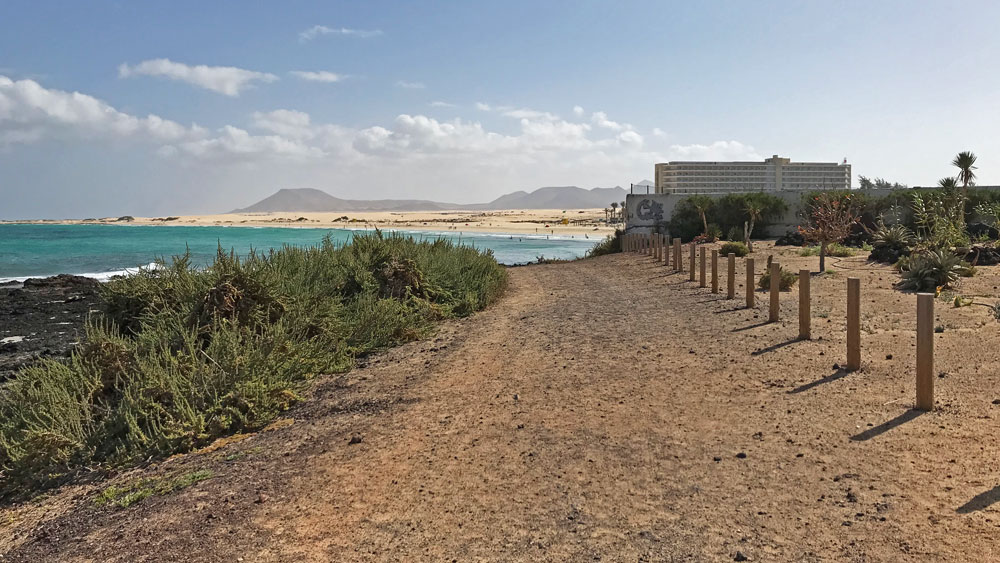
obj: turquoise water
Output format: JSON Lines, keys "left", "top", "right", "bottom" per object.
{"left": 0, "top": 223, "right": 599, "bottom": 281}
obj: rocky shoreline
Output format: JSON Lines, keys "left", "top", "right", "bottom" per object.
{"left": 0, "top": 275, "right": 101, "bottom": 381}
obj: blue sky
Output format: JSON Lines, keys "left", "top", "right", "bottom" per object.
{"left": 2, "top": 0, "right": 1000, "bottom": 218}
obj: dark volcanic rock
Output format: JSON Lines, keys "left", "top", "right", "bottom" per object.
{"left": 0, "top": 275, "right": 101, "bottom": 380}
{"left": 774, "top": 230, "right": 805, "bottom": 246}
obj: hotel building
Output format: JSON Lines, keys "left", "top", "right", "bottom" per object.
{"left": 654, "top": 155, "right": 851, "bottom": 194}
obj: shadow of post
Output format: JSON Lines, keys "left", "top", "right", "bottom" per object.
{"left": 849, "top": 409, "right": 925, "bottom": 442}
{"left": 788, "top": 368, "right": 849, "bottom": 394}
{"left": 751, "top": 339, "right": 800, "bottom": 356}
{"left": 957, "top": 485, "right": 1000, "bottom": 513}
{"left": 732, "top": 320, "right": 771, "bottom": 332}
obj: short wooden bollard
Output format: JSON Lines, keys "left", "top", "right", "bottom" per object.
{"left": 745, "top": 257, "right": 755, "bottom": 308}
{"left": 689, "top": 244, "right": 696, "bottom": 281}
{"left": 664, "top": 236, "right": 671, "bottom": 266}
{"left": 847, "top": 277, "right": 861, "bottom": 371}
{"left": 711, "top": 249, "right": 719, "bottom": 293}
{"left": 699, "top": 247, "right": 707, "bottom": 288}
{"left": 916, "top": 293, "right": 934, "bottom": 410}
{"left": 768, "top": 261, "right": 780, "bottom": 322}
{"left": 798, "top": 269, "right": 810, "bottom": 340}
{"left": 674, "top": 239, "right": 681, "bottom": 271}
{"left": 727, "top": 253, "right": 736, "bottom": 299}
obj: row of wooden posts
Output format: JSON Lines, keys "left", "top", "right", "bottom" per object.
{"left": 622, "top": 232, "right": 935, "bottom": 411}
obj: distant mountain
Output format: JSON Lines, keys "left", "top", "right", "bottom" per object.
{"left": 231, "top": 185, "right": 631, "bottom": 213}
{"left": 231, "top": 188, "right": 457, "bottom": 213}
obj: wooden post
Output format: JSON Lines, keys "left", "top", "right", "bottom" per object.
{"left": 769, "top": 261, "right": 780, "bottom": 322}
{"left": 699, "top": 247, "right": 707, "bottom": 287}
{"left": 664, "top": 236, "right": 671, "bottom": 266}
{"left": 689, "top": 244, "right": 696, "bottom": 281}
{"left": 847, "top": 277, "right": 861, "bottom": 371}
{"left": 745, "top": 257, "right": 755, "bottom": 308}
{"left": 711, "top": 249, "right": 719, "bottom": 293}
{"left": 656, "top": 234, "right": 662, "bottom": 261}
{"left": 727, "top": 253, "right": 736, "bottom": 299}
{"left": 798, "top": 269, "right": 811, "bottom": 340}
{"left": 916, "top": 293, "right": 934, "bottom": 410}
{"left": 674, "top": 238, "right": 681, "bottom": 271}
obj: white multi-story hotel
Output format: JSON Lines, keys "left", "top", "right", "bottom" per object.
{"left": 654, "top": 155, "right": 851, "bottom": 194}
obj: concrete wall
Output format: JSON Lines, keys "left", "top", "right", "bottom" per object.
{"left": 623, "top": 189, "right": 902, "bottom": 236}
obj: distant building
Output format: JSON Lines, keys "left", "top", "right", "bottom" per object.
{"left": 654, "top": 155, "right": 851, "bottom": 194}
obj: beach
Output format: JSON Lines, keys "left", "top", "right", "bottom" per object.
{"left": 7, "top": 208, "right": 619, "bottom": 237}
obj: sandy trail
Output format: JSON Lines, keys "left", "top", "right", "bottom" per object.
{"left": 5, "top": 249, "right": 1000, "bottom": 561}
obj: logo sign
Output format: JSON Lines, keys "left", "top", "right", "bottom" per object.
{"left": 635, "top": 199, "right": 664, "bottom": 222}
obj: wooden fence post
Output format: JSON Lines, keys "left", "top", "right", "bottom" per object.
{"left": 674, "top": 239, "right": 681, "bottom": 271}
{"left": 916, "top": 293, "right": 934, "bottom": 410}
{"left": 799, "top": 269, "right": 810, "bottom": 340}
{"left": 847, "top": 277, "right": 861, "bottom": 371}
{"left": 689, "top": 244, "right": 696, "bottom": 281}
{"left": 769, "top": 261, "right": 780, "bottom": 322}
{"left": 664, "top": 236, "right": 671, "bottom": 266}
{"left": 745, "top": 257, "right": 755, "bottom": 308}
{"left": 727, "top": 253, "right": 736, "bottom": 299}
{"left": 699, "top": 247, "right": 707, "bottom": 288}
{"left": 711, "top": 249, "right": 719, "bottom": 293}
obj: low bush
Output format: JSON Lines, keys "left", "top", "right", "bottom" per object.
{"left": 895, "top": 249, "right": 968, "bottom": 292}
{"left": 0, "top": 232, "right": 507, "bottom": 497}
{"left": 719, "top": 241, "right": 749, "bottom": 257}
{"left": 758, "top": 267, "right": 799, "bottom": 291}
{"left": 587, "top": 230, "right": 623, "bottom": 257}
{"left": 869, "top": 223, "right": 915, "bottom": 264}
{"left": 798, "top": 243, "right": 856, "bottom": 257}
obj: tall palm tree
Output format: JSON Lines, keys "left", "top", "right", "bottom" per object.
{"left": 603, "top": 208, "right": 610, "bottom": 223}
{"left": 953, "top": 151, "right": 977, "bottom": 199}
{"left": 609, "top": 202, "right": 619, "bottom": 223}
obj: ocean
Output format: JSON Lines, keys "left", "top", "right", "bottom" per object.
{"left": 0, "top": 223, "right": 601, "bottom": 282}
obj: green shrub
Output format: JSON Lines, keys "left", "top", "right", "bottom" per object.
{"left": 799, "top": 243, "right": 856, "bottom": 257}
{"left": 587, "top": 230, "right": 623, "bottom": 257}
{"left": 0, "top": 232, "right": 506, "bottom": 497}
{"left": 870, "top": 223, "right": 915, "bottom": 263}
{"left": 719, "top": 241, "right": 749, "bottom": 257}
{"left": 669, "top": 193, "right": 787, "bottom": 242}
{"left": 896, "top": 249, "right": 967, "bottom": 292}
{"left": 758, "top": 267, "right": 799, "bottom": 291}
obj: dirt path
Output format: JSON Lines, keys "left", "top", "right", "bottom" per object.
{"left": 4, "top": 249, "right": 1000, "bottom": 561}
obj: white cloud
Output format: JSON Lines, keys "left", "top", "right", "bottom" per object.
{"left": 503, "top": 108, "right": 559, "bottom": 121}
{"left": 429, "top": 101, "right": 456, "bottom": 107}
{"left": 572, "top": 105, "right": 584, "bottom": 117}
{"left": 475, "top": 102, "right": 491, "bottom": 111}
{"left": 299, "top": 26, "right": 383, "bottom": 42}
{"left": 591, "top": 111, "right": 624, "bottom": 131}
{"left": 0, "top": 75, "right": 204, "bottom": 146}
{"left": 395, "top": 80, "right": 426, "bottom": 90}
{"left": 119, "top": 59, "right": 278, "bottom": 96}
{"left": 173, "top": 125, "right": 322, "bottom": 161}
{"left": 289, "top": 70, "right": 344, "bottom": 83}
{"left": 652, "top": 127, "right": 667, "bottom": 137}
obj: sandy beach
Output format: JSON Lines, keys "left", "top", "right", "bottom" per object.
{"left": 8, "top": 208, "right": 618, "bottom": 237}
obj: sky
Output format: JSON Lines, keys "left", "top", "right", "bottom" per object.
{"left": 3, "top": 0, "right": 1000, "bottom": 219}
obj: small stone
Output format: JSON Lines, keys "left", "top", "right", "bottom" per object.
{"left": 713, "top": 456, "right": 722, "bottom": 462}
{"left": 735, "top": 452, "right": 747, "bottom": 459}
{"left": 832, "top": 363, "right": 840, "bottom": 370}
{"left": 992, "top": 399, "right": 1000, "bottom": 405}
{"left": 734, "top": 551, "right": 749, "bottom": 561}
{"left": 885, "top": 354, "right": 893, "bottom": 360}
{"left": 348, "top": 434, "right": 363, "bottom": 445}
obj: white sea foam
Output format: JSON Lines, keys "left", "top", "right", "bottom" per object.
{"left": 0, "top": 262, "right": 160, "bottom": 284}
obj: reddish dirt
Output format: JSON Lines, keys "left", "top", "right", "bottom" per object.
{"left": 3, "top": 245, "right": 1000, "bottom": 561}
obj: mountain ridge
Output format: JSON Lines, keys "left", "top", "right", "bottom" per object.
{"left": 231, "top": 185, "right": 631, "bottom": 213}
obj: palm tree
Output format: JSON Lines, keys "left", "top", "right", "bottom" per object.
{"left": 744, "top": 200, "right": 762, "bottom": 252}
{"left": 603, "top": 208, "right": 610, "bottom": 223}
{"left": 610, "top": 202, "right": 619, "bottom": 224}
{"left": 953, "top": 151, "right": 977, "bottom": 199}
{"left": 689, "top": 195, "right": 713, "bottom": 236}
{"left": 938, "top": 177, "right": 958, "bottom": 190}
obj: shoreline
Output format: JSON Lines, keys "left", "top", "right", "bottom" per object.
{"left": 2, "top": 208, "right": 620, "bottom": 237}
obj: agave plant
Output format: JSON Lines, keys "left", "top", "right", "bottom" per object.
{"left": 869, "top": 223, "right": 915, "bottom": 263}
{"left": 895, "top": 249, "right": 966, "bottom": 292}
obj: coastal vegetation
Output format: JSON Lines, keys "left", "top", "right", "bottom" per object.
{"left": 668, "top": 192, "right": 787, "bottom": 243}
{"left": 587, "top": 229, "right": 623, "bottom": 257}
{"left": 0, "top": 232, "right": 507, "bottom": 498}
